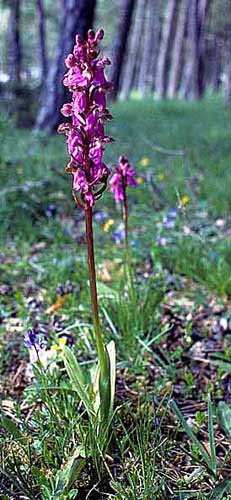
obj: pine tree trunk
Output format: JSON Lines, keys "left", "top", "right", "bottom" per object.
{"left": 137, "top": 0, "right": 160, "bottom": 95}
{"left": 225, "top": 66, "right": 231, "bottom": 105}
{"left": 155, "top": 0, "right": 178, "bottom": 99}
{"left": 119, "top": 0, "right": 146, "bottom": 100}
{"left": 132, "top": 0, "right": 147, "bottom": 91}
{"left": 36, "top": 0, "right": 48, "bottom": 82}
{"left": 109, "top": 0, "right": 136, "bottom": 100}
{"left": 150, "top": 0, "right": 162, "bottom": 92}
{"left": 210, "top": 38, "right": 221, "bottom": 93}
{"left": 181, "top": 0, "right": 211, "bottom": 99}
{"left": 188, "top": 0, "right": 200, "bottom": 99}
{"left": 225, "top": 44, "right": 231, "bottom": 105}
{"left": 35, "top": 0, "right": 96, "bottom": 132}
{"left": 167, "top": 0, "right": 189, "bottom": 98}
{"left": 197, "top": 0, "right": 212, "bottom": 96}
{"left": 9, "top": 0, "right": 21, "bottom": 83}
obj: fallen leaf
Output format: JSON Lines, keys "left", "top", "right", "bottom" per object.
{"left": 46, "top": 296, "right": 67, "bottom": 314}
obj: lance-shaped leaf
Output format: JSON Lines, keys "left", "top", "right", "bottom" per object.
{"left": 61, "top": 345, "right": 94, "bottom": 417}
{"left": 170, "top": 399, "right": 216, "bottom": 476}
{"left": 1, "top": 415, "right": 27, "bottom": 446}
{"left": 54, "top": 445, "right": 86, "bottom": 496}
{"left": 217, "top": 401, "right": 231, "bottom": 439}
{"left": 92, "top": 340, "right": 116, "bottom": 425}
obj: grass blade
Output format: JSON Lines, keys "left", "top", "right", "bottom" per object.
{"left": 170, "top": 399, "right": 214, "bottom": 475}
{"left": 208, "top": 394, "right": 217, "bottom": 475}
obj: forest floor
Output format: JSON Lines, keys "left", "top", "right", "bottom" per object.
{"left": 1, "top": 97, "right": 231, "bottom": 499}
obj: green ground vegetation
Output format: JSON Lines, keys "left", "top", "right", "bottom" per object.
{"left": 1, "top": 97, "right": 231, "bottom": 498}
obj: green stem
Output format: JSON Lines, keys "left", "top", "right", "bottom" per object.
{"left": 122, "top": 183, "right": 135, "bottom": 304}
{"left": 85, "top": 207, "right": 106, "bottom": 377}
{"left": 122, "top": 182, "right": 129, "bottom": 250}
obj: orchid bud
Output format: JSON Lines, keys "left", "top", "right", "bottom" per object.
{"left": 95, "top": 29, "right": 104, "bottom": 43}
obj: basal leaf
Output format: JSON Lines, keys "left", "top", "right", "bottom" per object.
{"left": 217, "top": 401, "right": 231, "bottom": 439}
{"left": 1, "top": 415, "right": 27, "bottom": 445}
{"left": 61, "top": 346, "right": 94, "bottom": 417}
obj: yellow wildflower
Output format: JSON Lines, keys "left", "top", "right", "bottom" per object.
{"left": 180, "top": 195, "right": 190, "bottom": 206}
{"left": 51, "top": 337, "right": 67, "bottom": 353}
{"left": 59, "top": 337, "right": 67, "bottom": 348}
{"left": 140, "top": 157, "right": 150, "bottom": 167}
{"left": 157, "top": 173, "right": 165, "bottom": 181}
{"left": 103, "top": 218, "right": 114, "bottom": 233}
{"left": 136, "top": 176, "right": 144, "bottom": 184}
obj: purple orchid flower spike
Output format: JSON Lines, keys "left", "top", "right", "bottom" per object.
{"left": 109, "top": 156, "right": 137, "bottom": 247}
{"left": 109, "top": 156, "right": 137, "bottom": 204}
{"left": 58, "top": 29, "right": 113, "bottom": 210}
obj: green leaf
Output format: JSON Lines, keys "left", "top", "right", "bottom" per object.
{"left": 209, "top": 477, "right": 231, "bottom": 499}
{"left": 99, "top": 346, "right": 111, "bottom": 423}
{"left": 61, "top": 346, "right": 94, "bottom": 417}
{"left": 31, "top": 466, "right": 48, "bottom": 487}
{"left": 1, "top": 415, "right": 27, "bottom": 445}
{"left": 175, "top": 493, "right": 198, "bottom": 499}
{"left": 55, "top": 446, "right": 86, "bottom": 495}
{"left": 208, "top": 394, "right": 217, "bottom": 475}
{"left": 97, "top": 282, "right": 118, "bottom": 299}
{"left": 91, "top": 361, "right": 100, "bottom": 415}
{"left": 107, "top": 340, "right": 116, "bottom": 416}
{"left": 217, "top": 401, "right": 231, "bottom": 439}
{"left": 170, "top": 399, "right": 215, "bottom": 475}
{"left": 92, "top": 341, "right": 116, "bottom": 426}
{"left": 209, "top": 360, "right": 231, "bottom": 373}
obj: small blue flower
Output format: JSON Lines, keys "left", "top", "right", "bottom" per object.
{"left": 167, "top": 208, "right": 178, "bottom": 219}
{"left": 94, "top": 211, "right": 108, "bottom": 222}
{"left": 24, "top": 328, "right": 45, "bottom": 349}
{"left": 113, "top": 228, "right": 125, "bottom": 244}
{"left": 157, "top": 236, "right": 168, "bottom": 246}
{"left": 163, "top": 218, "right": 175, "bottom": 229}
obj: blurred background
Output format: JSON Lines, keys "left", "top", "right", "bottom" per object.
{"left": 0, "top": 0, "right": 231, "bottom": 131}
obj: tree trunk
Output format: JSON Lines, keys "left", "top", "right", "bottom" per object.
{"left": 150, "top": 0, "right": 162, "bottom": 92}
{"left": 205, "top": 35, "right": 221, "bottom": 93}
{"left": 167, "top": 0, "right": 189, "bottom": 98}
{"left": 181, "top": 0, "right": 212, "bottom": 99}
{"left": 197, "top": 0, "right": 212, "bottom": 96}
{"left": 36, "top": 0, "right": 48, "bottom": 82}
{"left": 35, "top": 0, "right": 97, "bottom": 132}
{"left": 9, "top": 0, "right": 21, "bottom": 83}
{"left": 119, "top": 0, "right": 146, "bottom": 100}
{"left": 132, "top": 0, "right": 147, "bottom": 92}
{"left": 137, "top": 0, "right": 160, "bottom": 95}
{"left": 155, "top": 0, "right": 178, "bottom": 99}
{"left": 109, "top": 0, "right": 136, "bottom": 100}
{"left": 225, "top": 43, "right": 231, "bottom": 105}
{"left": 210, "top": 39, "right": 221, "bottom": 93}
